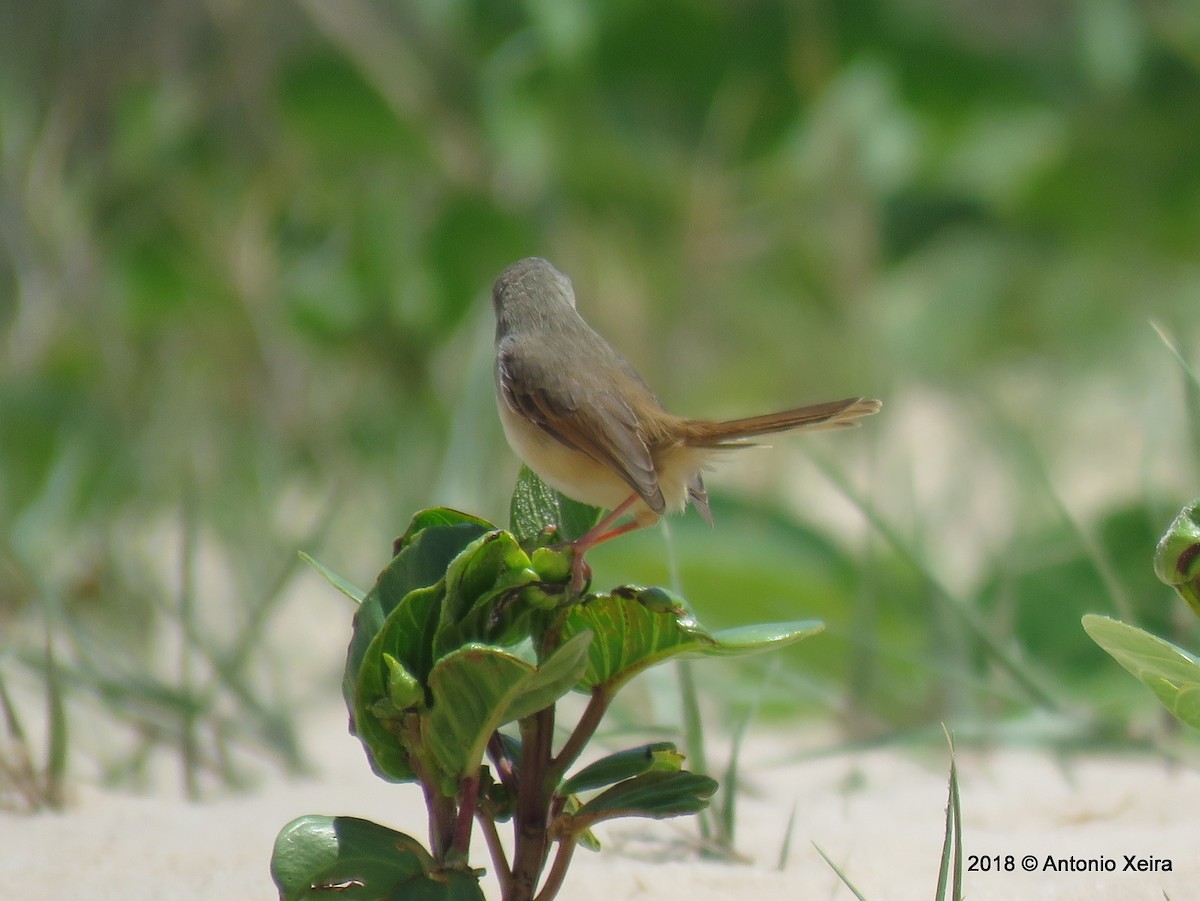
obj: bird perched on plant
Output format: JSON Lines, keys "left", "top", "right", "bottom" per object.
{"left": 492, "top": 257, "right": 880, "bottom": 591}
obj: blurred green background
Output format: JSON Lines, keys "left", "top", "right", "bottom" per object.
{"left": 2, "top": 1, "right": 1199, "bottom": 798}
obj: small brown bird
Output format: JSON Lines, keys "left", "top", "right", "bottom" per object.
{"left": 492, "top": 257, "right": 880, "bottom": 590}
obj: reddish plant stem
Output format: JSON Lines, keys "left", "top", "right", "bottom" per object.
{"left": 509, "top": 707, "right": 555, "bottom": 900}
{"left": 417, "top": 770, "right": 456, "bottom": 858}
{"left": 451, "top": 775, "right": 480, "bottom": 862}
{"left": 533, "top": 837, "right": 577, "bottom": 901}
{"left": 548, "top": 687, "right": 610, "bottom": 784}
{"left": 478, "top": 810, "right": 512, "bottom": 891}
{"left": 402, "top": 715, "right": 456, "bottom": 859}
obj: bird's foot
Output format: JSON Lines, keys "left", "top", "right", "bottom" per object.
{"left": 568, "top": 549, "right": 592, "bottom": 596}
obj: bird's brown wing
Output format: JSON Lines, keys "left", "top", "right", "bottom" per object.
{"left": 497, "top": 337, "right": 666, "bottom": 513}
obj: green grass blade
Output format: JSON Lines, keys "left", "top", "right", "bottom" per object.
{"left": 0, "top": 664, "right": 39, "bottom": 808}
{"left": 715, "top": 705, "right": 752, "bottom": 851}
{"left": 951, "top": 755, "right": 963, "bottom": 901}
{"left": 43, "top": 636, "right": 69, "bottom": 809}
{"left": 1151, "top": 320, "right": 1200, "bottom": 485}
{"left": 0, "top": 663, "right": 29, "bottom": 746}
{"left": 715, "top": 661, "right": 774, "bottom": 854}
{"left": 675, "top": 659, "right": 711, "bottom": 842}
{"left": 299, "top": 551, "right": 366, "bottom": 604}
{"left": 1151, "top": 321, "right": 1200, "bottom": 389}
{"left": 934, "top": 728, "right": 963, "bottom": 901}
{"left": 813, "top": 843, "right": 871, "bottom": 901}
{"left": 179, "top": 489, "right": 199, "bottom": 800}
{"left": 777, "top": 799, "right": 798, "bottom": 871}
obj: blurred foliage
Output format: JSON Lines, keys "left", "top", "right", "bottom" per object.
{"left": 2, "top": 0, "right": 1200, "bottom": 788}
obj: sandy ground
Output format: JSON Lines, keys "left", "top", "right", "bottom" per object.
{"left": 3, "top": 703, "right": 1198, "bottom": 901}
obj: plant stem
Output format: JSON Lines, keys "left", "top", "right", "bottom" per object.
{"left": 548, "top": 687, "right": 609, "bottom": 783}
{"left": 532, "top": 837, "right": 577, "bottom": 901}
{"left": 404, "top": 715, "right": 456, "bottom": 859}
{"left": 510, "top": 707, "right": 555, "bottom": 900}
{"left": 451, "top": 775, "right": 479, "bottom": 861}
{"left": 421, "top": 773, "right": 457, "bottom": 859}
{"left": 501, "top": 689, "right": 613, "bottom": 900}
{"left": 478, "top": 811, "right": 512, "bottom": 891}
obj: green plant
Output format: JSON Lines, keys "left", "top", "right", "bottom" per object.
{"left": 0, "top": 637, "right": 67, "bottom": 812}
{"left": 270, "top": 468, "right": 822, "bottom": 900}
{"left": 815, "top": 731, "right": 963, "bottom": 901}
{"left": 1084, "top": 499, "right": 1200, "bottom": 731}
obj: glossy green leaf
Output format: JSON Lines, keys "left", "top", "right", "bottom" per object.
{"left": 561, "top": 742, "right": 683, "bottom": 795}
{"left": 509, "top": 465, "right": 602, "bottom": 544}
{"left": 352, "top": 582, "right": 444, "bottom": 782}
{"left": 383, "top": 870, "right": 487, "bottom": 901}
{"left": 397, "top": 509, "right": 498, "bottom": 555}
{"left": 383, "top": 654, "right": 424, "bottom": 712}
{"left": 345, "top": 514, "right": 491, "bottom": 719}
{"left": 560, "top": 586, "right": 823, "bottom": 692}
{"left": 271, "top": 815, "right": 459, "bottom": 901}
{"left": 1082, "top": 614, "right": 1200, "bottom": 729}
{"left": 1174, "top": 684, "right": 1200, "bottom": 726}
{"left": 425, "top": 632, "right": 592, "bottom": 779}
{"left": 565, "top": 771, "right": 718, "bottom": 831}
{"left": 529, "top": 545, "right": 573, "bottom": 585}
{"left": 1153, "top": 499, "right": 1200, "bottom": 617}
{"left": 434, "top": 530, "right": 543, "bottom": 656}
{"left": 442, "top": 531, "right": 533, "bottom": 620}
{"left": 346, "top": 512, "right": 564, "bottom": 784}
{"left": 699, "top": 621, "right": 826, "bottom": 657}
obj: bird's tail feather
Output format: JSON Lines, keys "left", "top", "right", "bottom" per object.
{"left": 680, "top": 397, "right": 881, "bottom": 447}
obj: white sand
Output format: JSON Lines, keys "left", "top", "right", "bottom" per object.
{"left": 3, "top": 705, "right": 1197, "bottom": 901}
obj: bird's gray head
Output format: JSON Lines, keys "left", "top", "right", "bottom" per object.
{"left": 492, "top": 257, "right": 576, "bottom": 338}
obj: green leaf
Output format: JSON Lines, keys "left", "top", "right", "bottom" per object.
{"left": 509, "top": 465, "right": 602, "bottom": 544}
{"left": 425, "top": 632, "right": 592, "bottom": 779}
{"left": 699, "top": 621, "right": 826, "bottom": 657}
{"left": 1154, "top": 499, "right": 1200, "bottom": 617}
{"left": 347, "top": 514, "right": 557, "bottom": 784}
{"left": 396, "top": 508, "right": 497, "bottom": 555}
{"left": 365, "top": 583, "right": 445, "bottom": 699}
{"left": 434, "top": 530, "right": 543, "bottom": 656}
{"left": 384, "top": 870, "right": 486, "bottom": 901}
{"left": 560, "top": 586, "right": 823, "bottom": 692}
{"left": 383, "top": 654, "right": 424, "bottom": 711}
{"left": 272, "top": 815, "right": 446, "bottom": 901}
{"left": 561, "top": 742, "right": 684, "bottom": 795}
{"left": 300, "top": 551, "right": 366, "bottom": 605}
{"left": 346, "top": 515, "right": 491, "bottom": 717}
{"left": 1082, "top": 614, "right": 1200, "bottom": 729}
{"left": 555, "top": 793, "right": 602, "bottom": 852}
{"left": 352, "top": 582, "right": 445, "bottom": 782}
{"left": 442, "top": 531, "right": 534, "bottom": 621}
{"left": 565, "top": 771, "right": 718, "bottom": 831}
{"left": 1175, "top": 684, "right": 1200, "bottom": 726}
{"left": 529, "top": 545, "right": 573, "bottom": 584}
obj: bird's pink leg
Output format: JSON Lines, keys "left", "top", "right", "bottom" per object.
{"left": 568, "top": 493, "right": 650, "bottom": 593}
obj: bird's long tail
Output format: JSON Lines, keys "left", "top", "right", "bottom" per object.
{"left": 679, "top": 397, "right": 881, "bottom": 447}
